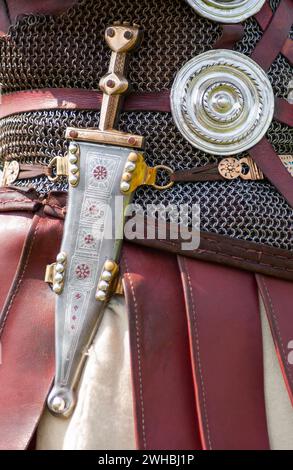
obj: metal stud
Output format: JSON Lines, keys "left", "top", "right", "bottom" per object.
{"left": 96, "top": 290, "right": 107, "bottom": 301}
{"left": 56, "top": 263, "right": 65, "bottom": 273}
{"left": 104, "top": 260, "right": 115, "bottom": 271}
{"left": 68, "top": 154, "right": 77, "bottom": 164}
{"left": 98, "top": 280, "right": 109, "bottom": 291}
{"left": 55, "top": 273, "right": 64, "bottom": 283}
{"left": 51, "top": 396, "right": 66, "bottom": 412}
{"left": 122, "top": 172, "right": 132, "bottom": 182}
{"left": 125, "top": 162, "right": 136, "bottom": 172}
{"left": 128, "top": 152, "right": 138, "bottom": 162}
{"left": 120, "top": 181, "right": 130, "bottom": 192}
{"left": 56, "top": 252, "right": 66, "bottom": 263}
{"left": 101, "top": 270, "right": 112, "bottom": 282}
{"left": 53, "top": 283, "right": 62, "bottom": 294}
{"left": 70, "top": 164, "right": 79, "bottom": 174}
{"left": 69, "top": 175, "right": 78, "bottom": 185}
{"left": 69, "top": 143, "right": 78, "bottom": 154}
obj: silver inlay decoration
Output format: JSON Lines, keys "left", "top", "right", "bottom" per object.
{"left": 171, "top": 49, "right": 274, "bottom": 156}
{"left": 185, "top": 0, "right": 266, "bottom": 23}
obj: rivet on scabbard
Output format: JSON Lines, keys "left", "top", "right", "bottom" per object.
{"left": 95, "top": 260, "right": 118, "bottom": 302}
{"left": 53, "top": 252, "right": 67, "bottom": 294}
{"left": 128, "top": 137, "right": 137, "bottom": 146}
{"left": 69, "top": 130, "right": 78, "bottom": 139}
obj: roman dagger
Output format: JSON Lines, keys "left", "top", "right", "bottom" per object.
{"left": 46, "top": 22, "right": 173, "bottom": 417}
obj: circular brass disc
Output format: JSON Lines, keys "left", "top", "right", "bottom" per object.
{"left": 185, "top": 0, "right": 266, "bottom": 23}
{"left": 6, "top": 161, "right": 20, "bottom": 184}
{"left": 171, "top": 50, "right": 274, "bottom": 156}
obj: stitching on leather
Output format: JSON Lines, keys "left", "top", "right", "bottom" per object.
{"left": 157, "top": 239, "right": 293, "bottom": 272}
{"left": 0, "top": 216, "right": 40, "bottom": 336}
{"left": 260, "top": 277, "right": 293, "bottom": 387}
{"left": 0, "top": 199, "right": 33, "bottom": 204}
{"left": 122, "top": 255, "right": 147, "bottom": 450}
{"left": 183, "top": 257, "right": 213, "bottom": 450}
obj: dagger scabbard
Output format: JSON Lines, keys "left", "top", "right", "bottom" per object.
{"left": 47, "top": 23, "right": 144, "bottom": 417}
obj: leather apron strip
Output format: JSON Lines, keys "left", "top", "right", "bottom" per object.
{"left": 121, "top": 242, "right": 202, "bottom": 450}
{"left": 274, "top": 98, "right": 293, "bottom": 127}
{"left": 251, "top": 0, "right": 293, "bottom": 71}
{"left": 178, "top": 256, "right": 270, "bottom": 450}
{"left": 256, "top": 274, "right": 293, "bottom": 404}
{"left": 0, "top": 191, "right": 35, "bottom": 313}
{"left": 0, "top": 194, "right": 63, "bottom": 449}
{"left": 249, "top": 137, "right": 293, "bottom": 209}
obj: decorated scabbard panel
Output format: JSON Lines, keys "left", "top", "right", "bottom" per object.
{"left": 47, "top": 142, "right": 135, "bottom": 416}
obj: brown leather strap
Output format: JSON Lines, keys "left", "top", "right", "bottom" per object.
{"left": 121, "top": 242, "right": 202, "bottom": 450}
{"left": 0, "top": 88, "right": 172, "bottom": 118}
{"left": 251, "top": 0, "right": 293, "bottom": 70}
{"left": 178, "top": 257, "right": 270, "bottom": 450}
{"left": 171, "top": 163, "right": 224, "bottom": 183}
{"left": 127, "top": 214, "right": 293, "bottom": 281}
{"left": 254, "top": 0, "right": 273, "bottom": 30}
{"left": 274, "top": 98, "right": 293, "bottom": 127}
{"left": 256, "top": 274, "right": 293, "bottom": 404}
{"left": 214, "top": 24, "right": 245, "bottom": 50}
{"left": 0, "top": 87, "right": 289, "bottom": 128}
{"left": 249, "top": 137, "right": 293, "bottom": 209}
{"left": 0, "top": 191, "right": 63, "bottom": 450}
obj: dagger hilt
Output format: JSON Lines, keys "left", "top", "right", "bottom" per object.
{"left": 65, "top": 22, "right": 144, "bottom": 149}
{"left": 99, "top": 22, "right": 141, "bottom": 132}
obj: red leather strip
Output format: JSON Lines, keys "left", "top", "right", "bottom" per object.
{"left": 0, "top": 88, "right": 171, "bottom": 119}
{"left": 274, "top": 97, "right": 293, "bottom": 127}
{"left": 214, "top": 24, "right": 244, "bottom": 50}
{"left": 256, "top": 275, "right": 293, "bottom": 405}
{"left": 0, "top": 211, "right": 33, "bottom": 313}
{"left": 254, "top": 0, "right": 273, "bottom": 31}
{"left": 121, "top": 242, "right": 202, "bottom": 450}
{"left": 249, "top": 137, "right": 293, "bottom": 209}
{"left": 178, "top": 256, "right": 270, "bottom": 450}
{"left": 0, "top": 209, "right": 63, "bottom": 449}
{"left": 251, "top": 0, "right": 293, "bottom": 70}
{"left": 281, "top": 38, "right": 293, "bottom": 64}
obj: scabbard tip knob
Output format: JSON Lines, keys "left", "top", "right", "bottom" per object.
{"left": 51, "top": 396, "right": 66, "bottom": 413}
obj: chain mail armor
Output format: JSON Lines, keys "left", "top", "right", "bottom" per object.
{"left": 0, "top": 0, "right": 292, "bottom": 250}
